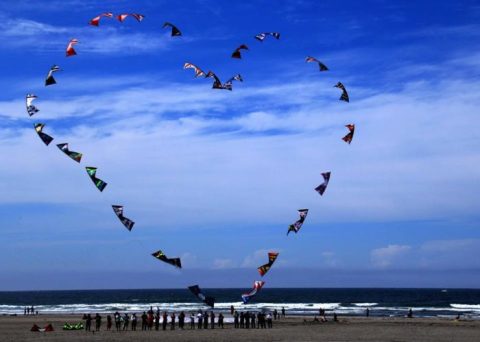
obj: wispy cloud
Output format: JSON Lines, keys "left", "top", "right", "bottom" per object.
{"left": 371, "top": 245, "right": 411, "bottom": 268}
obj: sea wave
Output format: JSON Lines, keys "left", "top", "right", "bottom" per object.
{"left": 353, "top": 303, "right": 378, "bottom": 307}
{"left": 450, "top": 304, "right": 480, "bottom": 311}
{"left": 1, "top": 302, "right": 479, "bottom": 318}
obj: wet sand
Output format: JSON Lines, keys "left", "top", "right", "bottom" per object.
{"left": 0, "top": 314, "right": 479, "bottom": 341}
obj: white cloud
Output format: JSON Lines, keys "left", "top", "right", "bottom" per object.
{"left": 371, "top": 245, "right": 411, "bottom": 268}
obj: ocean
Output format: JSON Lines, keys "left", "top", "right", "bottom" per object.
{"left": 1, "top": 288, "right": 479, "bottom": 319}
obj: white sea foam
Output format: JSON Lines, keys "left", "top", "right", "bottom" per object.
{"left": 450, "top": 304, "right": 480, "bottom": 311}
{"left": 1, "top": 302, "right": 480, "bottom": 318}
{"left": 353, "top": 303, "right": 378, "bottom": 307}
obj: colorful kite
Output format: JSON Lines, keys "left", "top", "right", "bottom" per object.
{"left": 231, "top": 44, "right": 249, "bottom": 59}
{"left": 206, "top": 71, "right": 224, "bottom": 89}
{"left": 45, "top": 65, "right": 60, "bottom": 86}
{"left": 257, "top": 252, "right": 279, "bottom": 276}
{"left": 255, "top": 32, "right": 280, "bottom": 42}
{"left": 342, "top": 124, "right": 355, "bottom": 144}
{"left": 117, "top": 13, "right": 145, "bottom": 22}
{"left": 315, "top": 172, "right": 331, "bottom": 196}
{"left": 85, "top": 167, "right": 107, "bottom": 192}
{"left": 188, "top": 285, "right": 215, "bottom": 307}
{"left": 26, "top": 94, "right": 39, "bottom": 116}
{"left": 34, "top": 124, "right": 54, "bottom": 146}
{"left": 66, "top": 39, "right": 78, "bottom": 57}
{"left": 287, "top": 209, "right": 309, "bottom": 235}
{"left": 223, "top": 74, "right": 243, "bottom": 91}
{"left": 152, "top": 250, "right": 182, "bottom": 268}
{"left": 334, "top": 82, "right": 349, "bottom": 102}
{"left": 242, "top": 281, "right": 265, "bottom": 304}
{"left": 163, "top": 22, "right": 181, "bottom": 36}
{"left": 89, "top": 12, "right": 114, "bottom": 26}
{"left": 305, "top": 56, "right": 328, "bottom": 71}
{"left": 183, "top": 62, "right": 206, "bottom": 78}
{"left": 112, "top": 205, "right": 135, "bottom": 231}
{"left": 57, "top": 143, "right": 82, "bottom": 163}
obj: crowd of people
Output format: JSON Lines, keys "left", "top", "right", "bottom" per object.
{"left": 80, "top": 306, "right": 284, "bottom": 332}
{"left": 23, "top": 306, "right": 38, "bottom": 316}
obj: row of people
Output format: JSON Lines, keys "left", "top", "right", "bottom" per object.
{"left": 233, "top": 311, "right": 274, "bottom": 328}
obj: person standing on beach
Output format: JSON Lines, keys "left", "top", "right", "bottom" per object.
{"left": 210, "top": 311, "right": 215, "bottom": 329}
{"left": 245, "top": 312, "right": 250, "bottom": 329}
{"left": 154, "top": 312, "right": 160, "bottom": 331}
{"left": 218, "top": 313, "right": 224, "bottom": 328}
{"left": 131, "top": 313, "right": 137, "bottom": 331}
{"left": 230, "top": 305, "right": 235, "bottom": 315}
{"left": 203, "top": 311, "right": 209, "bottom": 329}
{"left": 190, "top": 312, "right": 195, "bottom": 329}
{"left": 251, "top": 312, "right": 256, "bottom": 328}
{"left": 234, "top": 311, "right": 239, "bottom": 328}
{"left": 141, "top": 311, "right": 147, "bottom": 330}
{"left": 115, "top": 312, "right": 121, "bottom": 331}
{"left": 107, "top": 315, "right": 112, "bottom": 331}
{"left": 281, "top": 307, "right": 285, "bottom": 318}
{"left": 273, "top": 309, "right": 278, "bottom": 320}
{"left": 366, "top": 308, "right": 370, "bottom": 317}
{"left": 408, "top": 308, "right": 413, "bottom": 318}
{"left": 170, "top": 312, "right": 176, "bottom": 330}
{"left": 197, "top": 311, "right": 203, "bottom": 329}
{"left": 267, "top": 312, "right": 273, "bottom": 328}
{"left": 162, "top": 312, "right": 168, "bottom": 331}
{"left": 123, "top": 313, "right": 130, "bottom": 331}
{"left": 179, "top": 311, "right": 185, "bottom": 329}
{"left": 95, "top": 313, "right": 102, "bottom": 331}
{"left": 240, "top": 312, "right": 245, "bottom": 328}
{"left": 85, "top": 313, "right": 92, "bottom": 331}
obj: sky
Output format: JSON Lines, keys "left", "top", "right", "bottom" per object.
{"left": 0, "top": 0, "right": 479, "bottom": 291}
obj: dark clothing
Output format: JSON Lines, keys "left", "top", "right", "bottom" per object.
{"left": 218, "top": 314, "right": 224, "bottom": 328}
{"left": 170, "top": 314, "right": 176, "bottom": 330}
{"left": 95, "top": 314, "right": 102, "bottom": 331}
{"left": 210, "top": 313, "right": 215, "bottom": 329}
{"left": 162, "top": 313, "right": 168, "bottom": 330}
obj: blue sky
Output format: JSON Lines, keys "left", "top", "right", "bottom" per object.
{"left": 0, "top": 0, "right": 479, "bottom": 290}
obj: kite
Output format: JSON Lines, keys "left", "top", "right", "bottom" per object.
{"left": 334, "top": 82, "right": 349, "bottom": 102}
{"left": 85, "top": 167, "right": 107, "bottom": 192}
{"left": 342, "top": 124, "right": 355, "bottom": 144}
{"left": 34, "top": 123, "right": 54, "bottom": 146}
{"left": 66, "top": 39, "right": 78, "bottom": 57}
{"left": 163, "top": 22, "right": 181, "bottom": 36}
{"left": 89, "top": 12, "right": 114, "bottom": 26}
{"left": 183, "top": 62, "right": 206, "bottom": 78}
{"left": 257, "top": 252, "right": 279, "bottom": 276}
{"left": 241, "top": 281, "right": 265, "bottom": 304}
{"left": 305, "top": 56, "right": 328, "bottom": 71}
{"left": 315, "top": 172, "right": 331, "bottom": 196}
{"left": 117, "top": 13, "right": 145, "bottom": 22}
{"left": 287, "top": 209, "right": 309, "bottom": 235}
{"left": 57, "top": 143, "right": 82, "bottom": 163}
{"left": 231, "top": 44, "right": 249, "bottom": 59}
{"left": 45, "top": 65, "right": 60, "bottom": 86}
{"left": 112, "top": 205, "right": 135, "bottom": 231}
{"left": 255, "top": 32, "right": 280, "bottom": 42}
{"left": 26, "top": 94, "right": 39, "bottom": 116}
{"left": 152, "top": 250, "right": 182, "bottom": 268}
{"left": 188, "top": 285, "right": 215, "bottom": 307}
{"left": 206, "top": 71, "right": 224, "bottom": 89}
{"left": 223, "top": 74, "right": 243, "bottom": 91}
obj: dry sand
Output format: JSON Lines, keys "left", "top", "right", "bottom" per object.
{"left": 0, "top": 314, "right": 479, "bottom": 342}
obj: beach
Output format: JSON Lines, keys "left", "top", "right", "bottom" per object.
{"left": 0, "top": 315, "right": 479, "bottom": 342}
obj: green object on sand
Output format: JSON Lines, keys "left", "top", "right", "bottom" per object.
{"left": 63, "top": 322, "right": 84, "bottom": 330}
